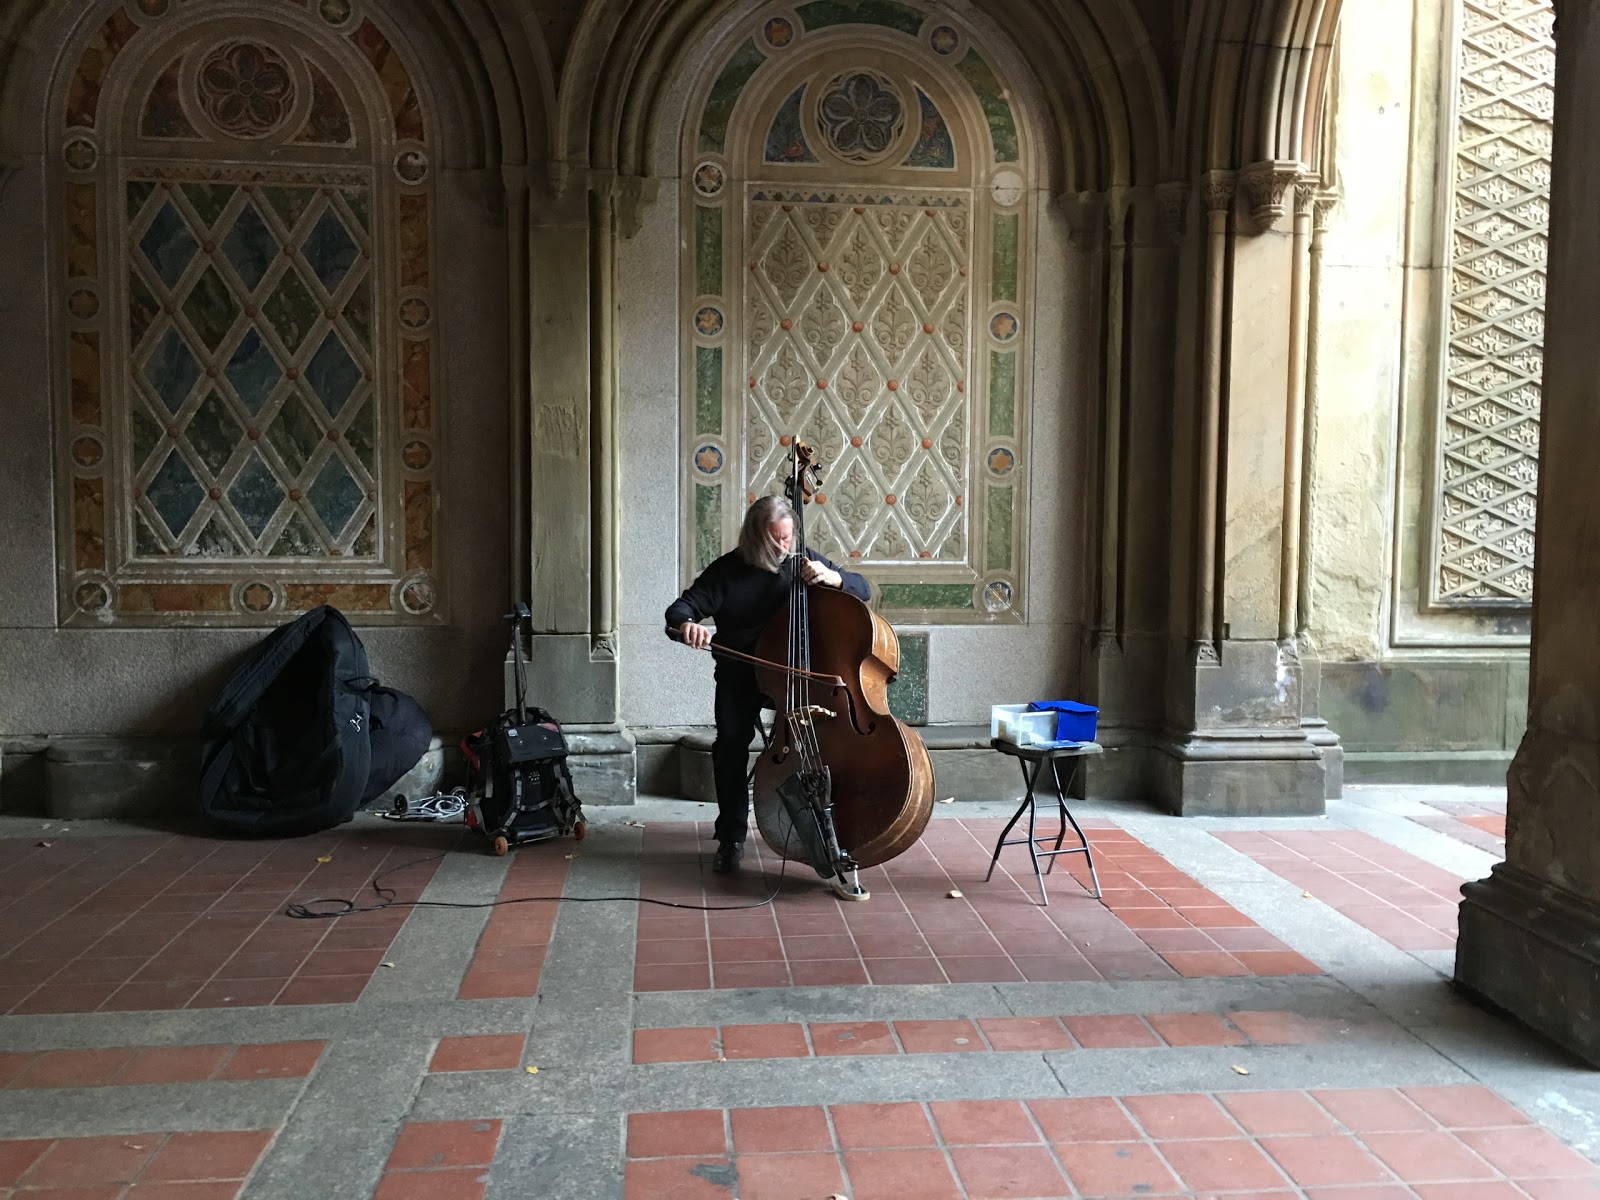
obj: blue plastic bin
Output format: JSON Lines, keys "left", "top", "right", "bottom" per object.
{"left": 1027, "top": 700, "right": 1098, "bottom": 743}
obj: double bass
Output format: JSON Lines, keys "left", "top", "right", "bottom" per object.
{"left": 739, "top": 440, "right": 935, "bottom": 892}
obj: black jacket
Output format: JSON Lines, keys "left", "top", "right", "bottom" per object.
{"left": 664, "top": 550, "right": 871, "bottom": 656}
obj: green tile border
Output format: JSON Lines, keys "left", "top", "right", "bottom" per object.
{"left": 886, "top": 630, "right": 929, "bottom": 724}
{"left": 796, "top": 0, "right": 925, "bottom": 36}
{"left": 698, "top": 39, "right": 766, "bottom": 154}
{"left": 985, "top": 485, "right": 1013, "bottom": 573}
{"left": 695, "top": 482, "right": 722, "bottom": 574}
{"left": 989, "top": 350, "right": 1016, "bottom": 437}
{"left": 695, "top": 347, "right": 722, "bottom": 436}
{"left": 695, "top": 206, "right": 723, "bottom": 298}
{"left": 879, "top": 583, "right": 975, "bottom": 610}
{"left": 957, "top": 49, "right": 1020, "bottom": 164}
{"left": 992, "top": 213, "right": 1018, "bottom": 302}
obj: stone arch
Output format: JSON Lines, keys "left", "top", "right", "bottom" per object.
{"left": 559, "top": 0, "right": 1171, "bottom": 194}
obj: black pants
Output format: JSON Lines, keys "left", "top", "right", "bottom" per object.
{"left": 712, "top": 665, "right": 768, "bottom": 846}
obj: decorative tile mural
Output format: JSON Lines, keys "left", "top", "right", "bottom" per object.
{"left": 683, "top": 3, "right": 1033, "bottom": 622}
{"left": 53, "top": 0, "right": 441, "bottom": 625}
{"left": 1433, "top": 0, "right": 1552, "bottom": 605}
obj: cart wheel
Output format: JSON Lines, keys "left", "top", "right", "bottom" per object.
{"left": 492, "top": 835, "right": 509, "bottom": 857}
{"left": 573, "top": 819, "right": 587, "bottom": 842}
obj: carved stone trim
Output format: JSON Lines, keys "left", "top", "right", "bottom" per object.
{"left": 1312, "top": 189, "right": 1340, "bottom": 234}
{"left": 1155, "top": 181, "right": 1188, "bottom": 244}
{"left": 1238, "top": 160, "right": 1307, "bottom": 230}
{"left": 1201, "top": 170, "right": 1235, "bottom": 216}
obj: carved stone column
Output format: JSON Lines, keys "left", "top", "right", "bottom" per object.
{"left": 1456, "top": 0, "right": 1600, "bottom": 1065}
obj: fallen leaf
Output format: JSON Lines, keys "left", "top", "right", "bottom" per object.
{"left": 124, "top": 1142, "right": 145, "bottom": 1150}
{"left": 1231, "top": 1064, "right": 1250, "bottom": 1075}
{"left": 1301, "top": 891, "right": 1313, "bottom": 899}
{"left": 36, "top": 841, "right": 51, "bottom": 848}
{"left": 525, "top": 1065, "right": 539, "bottom": 1074}
{"left": 939, "top": 797, "right": 954, "bottom": 804}
{"left": 317, "top": 856, "right": 332, "bottom": 863}
{"left": 564, "top": 854, "right": 576, "bottom": 860}
{"left": 381, "top": 962, "right": 395, "bottom": 969}
{"left": 947, "top": 889, "right": 963, "bottom": 899}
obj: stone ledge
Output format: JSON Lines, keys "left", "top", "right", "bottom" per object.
{"left": 1344, "top": 750, "right": 1512, "bottom": 787}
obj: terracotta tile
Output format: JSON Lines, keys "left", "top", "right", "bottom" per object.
{"left": 1298, "top": 1187, "right": 1416, "bottom": 1199}
{"left": 626, "top": 1110, "right": 727, "bottom": 1159}
{"left": 1513, "top": 1179, "right": 1600, "bottom": 1198}
{"left": 102, "top": 982, "right": 202, "bottom": 1012}
{"left": 730, "top": 1105, "right": 832, "bottom": 1153}
{"left": 109, "top": 1045, "right": 230, "bottom": 1086}
{"left": 1312, "top": 1088, "right": 1436, "bottom": 1132}
{"left": 841, "top": 1148, "right": 961, "bottom": 1200}
{"left": 710, "top": 960, "right": 790, "bottom": 988}
{"left": 1259, "top": 1134, "right": 1399, "bottom": 1187}
{"left": 1145, "top": 1011, "right": 1247, "bottom": 1046}
{"left": 892, "top": 1020, "right": 983, "bottom": 1055}
{"left": 862, "top": 958, "right": 947, "bottom": 985}
{"left": 780, "top": 934, "right": 858, "bottom": 960}
{"left": 1053, "top": 1141, "right": 1179, "bottom": 1195}
{"left": 732, "top": 1151, "right": 845, "bottom": 1200}
{"left": 429, "top": 1035, "right": 527, "bottom": 1073}
{"left": 1013, "top": 954, "right": 1102, "bottom": 982}
{"left": 921, "top": 929, "right": 1007, "bottom": 956}
{"left": 187, "top": 979, "right": 287, "bottom": 1008}
{"left": 25, "top": 1185, "right": 129, "bottom": 1199}
{"left": 623, "top": 1156, "right": 734, "bottom": 1199}
{"left": 811, "top": 1022, "right": 898, "bottom": 1056}
{"left": 1208, "top": 925, "right": 1296, "bottom": 952}
{"left": 632, "top": 963, "right": 711, "bottom": 992}
{"left": 1220, "top": 1090, "right": 1343, "bottom": 1135}
{"left": 276, "top": 975, "right": 368, "bottom": 1005}
{"left": 14, "top": 1048, "right": 135, "bottom": 1089}
{"left": 829, "top": 1103, "right": 937, "bottom": 1149}
{"left": 938, "top": 955, "right": 1026, "bottom": 983}
{"left": 0, "top": 1051, "right": 35, "bottom": 1087}
{"left": 217, "top": 1041, "right": 325, "bottom": 1081}
{"left": 949, "top": 1144, "right": 1069, "bottom": 1198}
{"left": 929, "top": 1099, "right": 1039, "bottom": 1145}
{"left": 978, "top": 1016, "right": 1074, "bottom": 1051}
{"left": 1400, "top": 1084, "right": 1532, "bottom": 1129}
{"left": 720, "top": 1024, "right": 809, "bottom": 1060}
{"left": 22, "top": 1133, "right": 160, "bottom": 1185}
{"left": 1113, "top": 906, "right": 1190, "bottom": 929}
{"left": 1062, "top": 1014, "right": 1160, "bottom": 1048}
{"left": 1359, "top": 1130, "right": 1498, "bottom": 1182}
{"left": 1234, "top": 950, "right": 1325, "bottom": 975}
{"left": 456, "top": 971, "right": 538, "bottom": 1001}
{"left": 788, "top": 959, "right": 869, "bottom": 986}
{"left": 1412, "top": 1183, "right": 1536, "bottom": 1199}
{"left": 1161, "top": 1137, "right": 1292, "bottom": 1191}
{"left": 141, "top": 1131, "right": 273, "bottom": 1181}
{"left": 633, "top": 1027, "right": 718, "bottom": 1064}
{"left": 372, "top": 1167, "right": 491, "bottom": 1200}
{"left": 1160, "top": 950, "right": 1253, "bottom": 977}
{"left": 1084, "top": 951, "right": 1178, "bottom": 980}
{"left": 1029, "top": 1096, "right": 1139, "bottom": 1142}
{"left": 385, "top": 1120, "right": 502, "bottom": 1171}
{"left": 1458, "top": 1127, "right": 1600, "bottom": 1178}
{"left": 854, "top": 933, "right": 932, "bottom": 958}
{"left": 126, "top": 1181, "right": 247, "bottom": 1198}
{"left": 1226, "top": 1009, "right": 1322, "bottom": 1044}
{"left": 0, "top": 1138, "right": 53, "bottom": 1184}
{"left": 708, "top": 937, "right": 785, "bottom": 963}
{"left": 1122, "top": 1093, "right": 1240, "bottom": 1139}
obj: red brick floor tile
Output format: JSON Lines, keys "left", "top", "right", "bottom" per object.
{"left": 788, "top": 958, "right": 869, "bottom": 986}
{"left": 188, "top": 979, "right": 289, "bottom": 1009}
{"left": 0, "top": 1050, "right": 33, "bottom": 1087}
{"left": 1227, "top": 1009, "right": 1325, "bottom": 1044}
{"left": 103, "top": 982, "right": 203, "bottom": 1012}
{"left": 1259, "top": 1134, "right": 1400, "bottom": 1187}
{"left": 372, "top": 1168, "right": 491, "bottom": 1200}
{"left": 141, "top": 1130, "right": 274, "bottom": 1181}
{"left": 623, "top": 1157, "right": 736, "bottom": 1199}
{"left": 216, "top": 1041, "right": 325, "bottom": 1081}
{"left": 0, "top": 1138, "right": 53, "bottom": 1184}
{"left": 1086, "top": 951, "right": 1179, "bottom": 980}
{"left": 13, "top": 986, "right": 119, "bottom": 1015}
{"left": 949, "top": 1144, "right": 1070, "bottom": 1198}
{"left": 733, "top": 1151, "right": 846, "bottom": 1200}
{"left": 842, "top": 1148, "right": 962, "bottom": 1200}
{"left": 632, "top": 963, "right": 711, "bottom": 992}
{"left": 863, "top": 958, "right": 947, "bottom": 985}
{"left": 779, "top": 934, "right": 857, "bottom": 960}
{"left": 385, "top": 1120, "right": 502, "bottom": 1171}
{"left": 1299, "top": 1186, "right": 1415, "bottom": 1199}
{"left": 1234, "top": 949, "right": 1325, "bottom": 975}
{"left": 1220, "top": 1090, "right": 1343, "bottom": 1136}
{"left": 125, "top": 1180, "right": 248, "bottom": 1198}
{"left": 456, "top": 970, "right": 539, "bottom": 1001}
{"left": 1123, "top": 1093, "right": 1241, "bottom": 1139}
{"left": 811, "top": 1022, "right": 898, "bottom": 1056}
{"left": 939, "top": 955, "right": 1027, "bottom": 983}
{"left": 1145, "top": 1011, "right": 1247, "bottom": 1046}
{"left": 829, "top": 1103, "right": 937, "bottom": 1150}
{"left": 633, "top": 1027, "right": 718, "bottom": 1064}
{"left": 1311, "top": 1088, "right": 1435, "bottom": 1132}
{"left": 1360, "top": 1130, "right": 1499, "bottom": 1182}
{"left": 276, "top": 975, "right": 367, "bottom": 1005}
{"left": 929, "top": 1100, "right": 1040, "bottom": 1145}
{"left": 115, "top": 1045, "right": 233, "bottom": 1085}
{"left": 1161, "top": 950, "right": 1253, "bottom": 977}
{"left": 1063, "top": 1014, "right": 1160, "bottom": 1049}
{"left": 1030, "top": 1097, "right": 1141, "bottom": 1142}
{"left": 21, "top": 1134, "right": 160, "bottom": 1186}
{"left": 1013, "top": 953, "right": 1103, "bottom": 982}
{"left": 1161, "top": 1137, "right": 1294, "bottom": 1191}
{"left": 1411, "top": 1184, "right": 1532, "bottom": 1200}
{"left": 729, "top": 1106, "right": 832, "bottom": 1153}
{"left": 26, "top": 1186, "right": 133, "bottom": 1199}
{"left": 1458, "top": 1127, "right": 1600, "bottom": 1178}
{"left": 1515, "top": 1179, "right": 1600, "bottom": 1198}
{"left": 1056, "top": 1141, "right": 1181, "bottom": 1195}
{"left": 708, "top": 936, "right": 785, "bottom": 963}
{"left": 720, "top": 1024, "right": 809, "bottom": 1060}
{"left": 14, "top": 1048, "right": 136, "bottom": 1088}
{"left": 429, "top": 1035, "right": 527, "bottom": 1073}
{"left": 978, "top": 1016, "right": 1074, "bottom": 1051}
{"left": 1400, "top": 1084, "right": 1532, "bottom": 1129}
{"left": 893, "top": 1020, "right": 983, "bottom": 1054}
{"left": 710, "top": 961, "right": 791, "bottom": 988}
{"left": 627, "top": 1110, "right": 727, "bottom": 1159}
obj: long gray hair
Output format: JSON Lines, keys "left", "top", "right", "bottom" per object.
{"left": 737, "top": 494, "right": 797, "bottom": 573}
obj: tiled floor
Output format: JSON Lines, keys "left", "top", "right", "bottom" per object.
{"left": 457, "top": 848, "right": 571, "bottom": 1000}
{"left": 0, "top": 1040, "right": 325, "bottom": 1088}
{"left": 375, "top": 1120, "right": 501, "bottom": 1200}
{"left": 630, "top": 1009, "right": 1364, "bottom": 1062}
{"left": 1214, "top": 829, "right": 1465, "bottom": 951}
{"left": 0, "top": 830, "right": 441, "bottom": 1014}
{"left": 1, "top": 1128, "right": 274, "bottom": 1196}
{"left": 634, "top": 820, "right": 1320, "bottom": 990}
{"left": 1412, "top": 798, "right": 1509, "bottom": 854}
{"left": 623, "top": 1087, "right": 1600, "bottom": 1200}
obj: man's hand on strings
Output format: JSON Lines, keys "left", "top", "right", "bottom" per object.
{"left": 676, "top": 621, "right": 712, "bottom": 649}
{"left": 799, "top": 559, "right": 842, "bottom": 589}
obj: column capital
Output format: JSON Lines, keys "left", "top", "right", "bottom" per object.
{"left": 1238, "top": 160, "right": 1309, "bottom": 231}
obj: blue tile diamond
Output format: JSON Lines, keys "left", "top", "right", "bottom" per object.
{"left": 228, "top": 451, "right": 284, "bottom": 540}
{"left": 303, "top": 208, "right": 359, "bottom": 295}
{"left": 309, "top": 453, "right": 363, "bottom": 540}
{"left": 146, "top": 448, "right": 205, "bottom": 537}
{"left": 304, "top": 330, "right": 363, "bottom": 417}
{"left": 225, "top": 329, "right": 282, "bottom": 415}
{"left": 144, "top": 330, "right": 201, "bottom": 413}
{"left": 222, "top": 202, "right": 280, "bottom": 292}
{"left": 139, "top": 201, "right": 198, "bottom": 289}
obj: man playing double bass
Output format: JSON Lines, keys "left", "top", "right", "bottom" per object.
{"left": 665, "top": 494, "right": 870, "bottom": 876}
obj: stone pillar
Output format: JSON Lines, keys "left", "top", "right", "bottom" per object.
{"left": 1153, "top": 162, "right": 1327, "bottom": 816}
{"left": 1455, "top": 0, "right": 1600, "bottom": 1066}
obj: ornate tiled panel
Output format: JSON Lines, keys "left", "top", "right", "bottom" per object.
{"left": 1431, "top": 0, "right": 1552, "bottom": 606}
{"left": 683, "top": 4, "right": 1032, "bottom": 622}
{"left": 52, "top": 0, "right": 442, "bottom": 625}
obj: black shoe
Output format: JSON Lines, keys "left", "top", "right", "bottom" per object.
{"left": 712, "top": 842, "right": 744, "bottom": 873}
